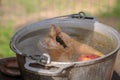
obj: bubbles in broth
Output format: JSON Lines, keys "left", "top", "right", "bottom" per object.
{"left": 17, "top": 27, "right": 115, "bottom": 62}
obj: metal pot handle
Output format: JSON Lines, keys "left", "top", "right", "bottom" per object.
{"left": 24, "top": 61, "right": 74, "bottom": 76}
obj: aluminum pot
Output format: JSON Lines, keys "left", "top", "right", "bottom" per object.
{"left": 10, "top": 12, "right": 120, "bottom": 80}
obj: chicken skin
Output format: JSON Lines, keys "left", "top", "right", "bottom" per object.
{"left": 41, "top": 24, "right": 104, "bottom": 62}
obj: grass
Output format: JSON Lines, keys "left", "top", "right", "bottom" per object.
{"left": 99, "top": 0, "right": 120, "bottom": 18}
{"left": 16, "top": 0, "right": 36, "bottom": 13}
{"left": 110, "top": 0, "right": 120, "bottom": 31}
{"left": 111, "top": 0, "right": 120, "bottom": 18}
{"left": 0, "top": 20, "right": 15, "bottom": 58}
{"left": 98, "top": 0, "right": 120, "bottom": 31}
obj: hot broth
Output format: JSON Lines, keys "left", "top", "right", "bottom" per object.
{"left": 17, "top": 27, "right": 115, "bottom": 62}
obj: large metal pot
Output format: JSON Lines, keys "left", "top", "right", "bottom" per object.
{"left": 10, "top": 12, "right": 120, "bottom": 80}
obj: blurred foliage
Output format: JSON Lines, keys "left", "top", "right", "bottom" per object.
{"left": 16, "top": 0, "right": 36, "bottom": 13}
{"left": 100, "top": 0, "right": 120, "bottom": 18}
{"left": 112, "top": 0, "right": 120, "bottom": 18}
{"left": 99, "top": 0, "right": 120, "bottom": 31}
{"left": 112, "top": 0, "right": 120, "bottom": 31}
{"left": 0, "top": 20, "right": 15, "bottom": 58}
{"left": 113, "top": 0, "right": 120, "bottom": 30}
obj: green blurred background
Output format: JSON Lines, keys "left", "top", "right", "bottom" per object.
{"left": 0, "top": 0, "right": 120, "bottom": 58}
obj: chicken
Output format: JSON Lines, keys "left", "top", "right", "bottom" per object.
{"left": 40, "top": 24, "right": 104, "bottom": 62}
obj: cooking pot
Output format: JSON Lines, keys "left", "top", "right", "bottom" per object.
{"left": 10, "top": 12, "right": 120, "bottom": 80}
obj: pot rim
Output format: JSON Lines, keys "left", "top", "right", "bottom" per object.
{"left": 10, "top": 18, "right": 120, "bottom": 66}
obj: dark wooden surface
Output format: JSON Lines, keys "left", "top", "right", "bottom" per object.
{"left": 0, "top": 72, "right": 22, "bottom": 80}
{"left": 0, "top": 71, "right": 120, "bottom": 80}
{"left": 0, "top": 57, "right": 119, "bottom": 80}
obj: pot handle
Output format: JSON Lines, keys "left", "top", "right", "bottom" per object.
{"left": 24, "top": 61, "right": 74, "bottom": 76}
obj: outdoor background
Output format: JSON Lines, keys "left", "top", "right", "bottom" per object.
{"left": 0, "top": 0, "right": 120, "bottom": 58}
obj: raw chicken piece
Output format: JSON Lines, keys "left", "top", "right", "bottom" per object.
{"left": 41, "top": 24, "right": 104, "bottom": 62}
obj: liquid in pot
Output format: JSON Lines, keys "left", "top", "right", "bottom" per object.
{"left": 17, "top": 27, "right": 115, "bottom": 62}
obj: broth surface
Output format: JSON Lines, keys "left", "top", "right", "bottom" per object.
{"left": 17, "top": 27, "right": 115, "bottom": 61}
